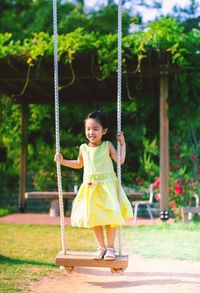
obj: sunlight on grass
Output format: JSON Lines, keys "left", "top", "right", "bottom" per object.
{"left": 123, "top": 223, "right": 200, "bottom": 260}
{"left": 1, "top": 222, "right": 200, "bottom": 292}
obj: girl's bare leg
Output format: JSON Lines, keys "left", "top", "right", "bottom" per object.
{"left": 93, "top": 226, "right": 105, "bottom": 248}
{"left": 93, "top": 226, "right": 106, "bottom": 259}
{"left": 104, "top": 225, "right": 116, "bottom": 260}
{"left": 106, "top": 225, "right": 116, "bottom": 248}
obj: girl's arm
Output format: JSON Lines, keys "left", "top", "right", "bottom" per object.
{"left": 54, "top": 149, "right": 83, "bottom": 169}
{"left": 109, "top": 132, "right": 126, "bottom": 165}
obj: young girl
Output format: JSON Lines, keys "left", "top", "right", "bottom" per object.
{"left": 54, "top": 111, "right": 133, "bottom": 260}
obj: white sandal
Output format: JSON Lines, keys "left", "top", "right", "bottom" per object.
{"left": 94, "top": 247, "right": 107, "bottom": 260}
{"left": 104, "top": 248, "right": 116, "bottom": 260}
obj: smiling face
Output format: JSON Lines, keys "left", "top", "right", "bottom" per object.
{"left": 85, "top": 118, "right": 108, "bottom": 147}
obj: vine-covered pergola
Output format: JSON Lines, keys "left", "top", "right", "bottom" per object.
{"left": 0, "top": 17, "right": 199, "bottom": 216}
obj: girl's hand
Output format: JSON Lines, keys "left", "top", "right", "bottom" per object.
{"left": 54, "top": 153, "right": 63, "bottom": 163}
{"left": 117, "top": 131, "right": 125, "bottom": 146}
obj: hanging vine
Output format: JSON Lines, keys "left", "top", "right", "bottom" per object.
{"left": 0, "top": 17, "right": 199, "bottom": 79}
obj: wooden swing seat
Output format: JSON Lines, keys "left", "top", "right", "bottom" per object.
{"left": 56, "top": 251, "right": 128, "bottom": 272}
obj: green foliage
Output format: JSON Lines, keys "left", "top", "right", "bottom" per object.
{"left": 0, "top": 0, "right": 131, "bottom": 38}
{"left": 0, "top": 17, "right": 199, "bottom": 76}
{"left": 0, "top": 96, "right": 21, "bottom": 189}
{"left": 0, "top": 33, "right": 13, "bottom": 58}
{"left": 128, "top": 127, "right": 160, "bottom": 190}
{"left": 0, "top": 15, "right": 199, "bottom": 209}
{"left": 87, "top": 3, "right": 131, "bottom": 35}
{"left": 0, "top": 208, "right": 16, "bottom": 217}
{"left": 139, "top": 135, "right": 159, "bottom": 183}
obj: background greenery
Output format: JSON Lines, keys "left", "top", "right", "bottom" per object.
{"left": 0, "top": 0, "right": 200, "bottom": 218}
{"left": 0, "top": 2, "right": 200, "bottom": 291}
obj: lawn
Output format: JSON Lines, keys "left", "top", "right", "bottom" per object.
{"left": 0, "top": 222, "right": 200, "bottom": 292}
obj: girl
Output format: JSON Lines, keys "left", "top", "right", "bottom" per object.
{"left": 54, "top": 111, "right": 133, "bottom": 260}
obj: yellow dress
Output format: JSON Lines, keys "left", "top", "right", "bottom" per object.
{"left": 71, "top": 141, "right": 133, "bottom": 228}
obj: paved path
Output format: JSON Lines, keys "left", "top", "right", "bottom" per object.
{"left": 0, "top": 213, "right": 174, "bottom": 226}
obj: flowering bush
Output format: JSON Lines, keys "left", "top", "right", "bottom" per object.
{"left": 136, "top": 136, "right": 200, "bottom": 219}
{"left": 31, "top": 143, "right": 83, "bottom": 192}
{"left": 153, "top": 175, "right": 199, "bottom": 219}
{"left": 32, "top": 170, "right": 66, "bottom": 191}
{"left": 32, "top": 169, "right": 81, "bottom": 191}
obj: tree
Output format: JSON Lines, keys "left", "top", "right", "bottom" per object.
{"left": 0, "top": 0, "right": 131, "bottom": 37}
{"left": 88, "top": 3, "right": 131, "bottom": 35}
{"left": 0, "top": 0, "right": 88, "bottom": 38}
{"left": 169, "top": 0, "right": 200, "bottom": 31}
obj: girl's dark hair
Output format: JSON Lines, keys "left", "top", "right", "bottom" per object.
{"left": 84, "top": 110, "right": 108, "bottom": 129}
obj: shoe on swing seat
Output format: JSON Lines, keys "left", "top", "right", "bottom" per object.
{"left": 94, "top": 247, "right": 107, "bottom": 260}
{"left": 104, "top": 248, "right": 116, "bottom": 260}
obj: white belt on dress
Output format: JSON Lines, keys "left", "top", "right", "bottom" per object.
{"left": 83, "top": 178, "right": 116, "bottom": 186}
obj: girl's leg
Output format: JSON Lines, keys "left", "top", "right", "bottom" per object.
{"left": 104, "top": 225, "right": 116, "bottom": 260}
{"left": 93, "top": 226, "right": 105, "bottom": 248}
{"left": 106, "top": 225, "right": 116, "bottom": 248}
{"left": 93, "top": 226, "right": 106, "bottom": 259}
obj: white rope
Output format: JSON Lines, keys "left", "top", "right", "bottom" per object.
{"left": 53, "top": 0, "right": 66, "bottom": 255}
{"left": 117, "top": 0, "right": 123, "bottom": 256}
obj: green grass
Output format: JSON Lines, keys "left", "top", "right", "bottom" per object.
{"left": 0, "top": 222, "right": 200, "bottom": 292}
{"left": 123, "top": 222, "right": 200, "bottom": 260}
{"left": 0, "top": 224, "right": 96, "bottom": 293}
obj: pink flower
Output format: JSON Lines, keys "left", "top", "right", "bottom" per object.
{"left": 154, "top": 141, "right": 158, "bottom": 147}
{"left": 155, "top": 193, "right": 160, "bottom": 201}
{"left": 172, "top": 206, "right": 177, "bottom": 212}
{"left": 170, "top": 200, "right": 176, "bottom": 208}
{"left": 175, "top": 185, "right": 183, "bottom": 194}
{"left": 136, "top": 177, "right": 144, "bottom": 186}
{"left": 190, "top": 154, "right": 195, "bottom": 161}
{"left": 174, "top": 144, "right": 180, "bottom": 149}
{"left": 154, "top": 177, "right": 160, "bottom": 189}
{"left": 175, "top": 178, "right": 181, "bottom": 184}
{"left": 87, "top": 181, "right": 92, "bottom": 186}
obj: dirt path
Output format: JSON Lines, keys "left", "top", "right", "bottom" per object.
{"left": 26, "top": 255, "right": 200, "bottom": 293}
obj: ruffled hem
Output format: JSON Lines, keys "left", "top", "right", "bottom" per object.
{"left": 70, "top": 177, "right": 133, "bottom": 228}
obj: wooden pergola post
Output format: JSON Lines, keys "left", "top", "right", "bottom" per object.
{"left": 159, "top": 67, "right": 169, "bottom": 221}
{"left": 19, "top": 101, "right": 28, "bottom": 212}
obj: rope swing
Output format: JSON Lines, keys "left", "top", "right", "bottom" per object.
{"left": 116, "top": 0, "right": 123, "bottom": 257}
{"left": 53, "top": 0, "right": 126, "bottom": 272}
{"left": 53, "top": 0, "right": 66, "bottom": 255}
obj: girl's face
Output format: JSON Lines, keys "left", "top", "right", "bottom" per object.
{"left": 85, "top": 118, "right": 107, "bottom": 146}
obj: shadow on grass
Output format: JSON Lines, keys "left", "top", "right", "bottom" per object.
{"left": 0, "top": 254, "right": 55, "bottom": 268}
